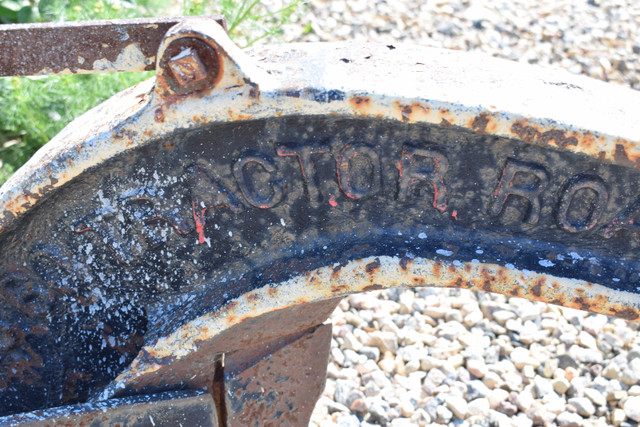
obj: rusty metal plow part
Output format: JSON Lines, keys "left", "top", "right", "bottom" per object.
{"left": 1, "top": 16, "right": 640, "bottom": 424}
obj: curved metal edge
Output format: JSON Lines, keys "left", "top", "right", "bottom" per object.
{"left": 1, "top": 21, "right": 639, "bottom": 233}
{"left": 100, "top": 256, "right": 640, "bottom": 398}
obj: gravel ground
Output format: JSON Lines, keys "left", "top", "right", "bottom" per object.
{"left": 255, "top": 1, "right": 640, "bottom": 426}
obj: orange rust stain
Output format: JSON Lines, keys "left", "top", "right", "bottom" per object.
{"left": 164, "top": 140, "right": 175, "bottom": 151}
{"left": 332, "top": 284, "right": 348, "bottom": 293}
{"left": 448, "top": 277, "right": 466, "bottom": 288}
{"left": 432, "top": 261, "right": 443, "bottom": 277}
{"left": 365, "top": 258, "right": 381, "bottom": 274}
{"left": 611, "top": 307, "right": 639, "bottom": 320}
{"left": 143, "top": 130, "right": 153, "bottom": 137}
{"left": 479, "top": 268, "right": 493, "bottom": 288}
{"left": 510, "top": 287, "right": 520, "bottom": 296}
{"left": 227, "top": 110, "right": 253, "bottom": 121}
{"left": 331, "top": 264, "right": 343, "bottom": 279}
{"left": 246, "top": 293, "right": 258, "bottom": 302}
{"left": 226, "top": 301, "right": 238, "bottom": 310}
{"left": 573, "top": 297, "right": 591, "bottom": 311}
{"left": 470, "top": 113, "right": 490, "bottom": 133}
{"left": 227, "top": 315, "right": 237, "bottom": 323}
{"left": 580, "top": 132, "right": 596, "bottom": 149}
{"left": 464, "top": 264, "right": 472, "bottom": 273}
{"left": 297, "top": 298, "right": 309, "bottom": 304}
{"left": 440, "top": 118, "right": 452, "bottom": 128}
{"left": 531, "top": 278, "right": 544, "bottom": 298}
{"left": 267, "top": 287, "right": 278, "bottom": 297}
{"left": 349, "top": 96, "right": 371, "bottom": 110}
{"left": 412, "top": 277, "right": 426, "bottom": 285}
{"left": 154, "top": 108, "right": 165, "bottom": 123}
{"left": 363, "top": 284, "right": 384, "bottom": 291}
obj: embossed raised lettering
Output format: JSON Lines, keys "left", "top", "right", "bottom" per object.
{"left": 187, "top": 164, "right": 244, "bottom": 245}
{"left": 277, "top": 142, "right": 330, "bottom": 206}
{"left": 337, "top": 144, "right": 381, "bottom": 199}
{"left": 557, "top": 176, "right": 608, "bottom": 233}
{"left": 233, "top": 155, "right": 284, "bottom": 209}
{"left": 398, "top": 145, "right": 449, "bottom": 211}
{"left": 490, "top": 159, "right": 549, "bottom": 225}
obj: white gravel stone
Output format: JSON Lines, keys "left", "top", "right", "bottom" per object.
{"left": 624, "top": 396, "right": 640, "bottom": 422}
{"left": 568, "top": 397, "right": 596, "bottom": 417}
{"left": 556, "top": 411, "right": 584, "bottom": 427}
{"left": 585, "top": 387, "right": 607, "bottom": 407}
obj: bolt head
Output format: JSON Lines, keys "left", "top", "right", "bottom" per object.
{"left": 167, "top": 47, "right": 208, "bottom": 87}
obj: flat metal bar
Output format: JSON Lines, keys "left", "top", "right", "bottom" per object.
{"left": 0, "top": 16, "right": 226, "bottom": 77}
{"left": 0, "top": 390, "right": 218, "bottom": 426}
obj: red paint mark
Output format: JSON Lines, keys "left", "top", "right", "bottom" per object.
{"left": 74, "top": 227, "right": 91, "bottom": 233}
{"left": 329, "top": 196, "right": 338, "bottom": 207}
{"left": 451, "top": 210, "right": 458, "bottom": 220}
{"left": 192, "top": 201, "right": 206, "bottom": 244}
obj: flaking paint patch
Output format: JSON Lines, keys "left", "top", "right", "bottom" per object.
{"left": 93, "top": 43, "right": 151, "bottom": 72}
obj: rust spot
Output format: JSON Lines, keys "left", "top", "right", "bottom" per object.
{"left": 613, "top": 308, "right": 639, "bottom": 320}
{"left": 349, "top": 95, "right": 371, "bottom": 109}
{"left": 614, "top": 144, "right": 635, "bottom": 167}
{"left": 449, "top": 277, "right": 466, "bottom": 288}
{"left": 331, "top": 264, "right": 343, "bottom": 279}
{"left": 246, "top": 293, "right": 258, "bottom": 302}
{"left": 412, "top": 277, "right": 426, "bottom": 285}
{"left": 399, "top": 104, "right": 412, "bottom": 122}
{"left": 510, "top": 287, "right": 520, "bottom": 296}
{"left": 268, "top": 287, "right": 278, "bottom": 297}
{"left": 471, "top": 113, "right": 490, "bottom": 133}
{"left": 399, "top": 256, "right": 412, "bottom": 272}
{"left": 164, "top": 140, "right": 174, "bottom": 151}
{"left": 226, "top": 301, "right": 238, "bottom": 311}
{"left": 573, "top": 296, "right": 591, "bottom": 311}
{"left": 331, "top": 284, "right": 348, "bottom": 293}
{"left": 432, "top": 261, "right": 442, "bottom": 277}
{"left": 154, "top": 107, "right": 165, "bottom": 123}
{"left": 510, "top": 121, "right": 577, "bottom": 147}
{"left": 440, "top": 118, "right": 452, "bottom": 128}
{"left": 365, "top": 258, "right": 381, "bottom": 274}
{"left": 531, "top": 279, "right": 544, "bottom": 298}
{"left": 363, "top": 284, "right": 384, "bottom": 291}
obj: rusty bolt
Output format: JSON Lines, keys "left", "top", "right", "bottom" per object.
{"left": 167, "top": 47, "right": 208, "bottom": 87}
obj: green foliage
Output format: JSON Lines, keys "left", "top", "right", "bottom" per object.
{"left": 0, "top": 0, "right": 304, "bottom": 186}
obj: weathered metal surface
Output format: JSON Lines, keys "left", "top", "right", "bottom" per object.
{"left": 0, "top": 16, "right": 225, "bottom": 77}
{"left": 223, "top": 324, "right": 332, "bottom": 427}
{"left": 0, "top": 389, "right": 218, "bottom": 426}
{"left": 105, "top": 299, "right": 340, "bottom": 400}
{"left": 1, "top": 16, "right": 640, "bottom": 421}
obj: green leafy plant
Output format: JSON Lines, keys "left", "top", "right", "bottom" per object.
{"left": 0, "top": 0, "right": 304, "bottom": 185}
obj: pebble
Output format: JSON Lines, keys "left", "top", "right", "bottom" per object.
{"left": 556, "top": 411, "right": 584, "bottom": 427}
{"left": 624, "top": 396, "right": 640, "bottom": 422}
{"left": 568, "top": 397, "right": 596, "bottom": 417}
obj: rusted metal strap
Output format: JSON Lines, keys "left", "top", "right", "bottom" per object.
{"left": 0, "top": 390, "right": 218, "bottom": 426}
{"left": 0, "top": 16, "right": 225, "bottom": 77}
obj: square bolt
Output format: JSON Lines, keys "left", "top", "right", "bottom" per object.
{"left": 167, "top": 47, "right": 208, "bottom": 87}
